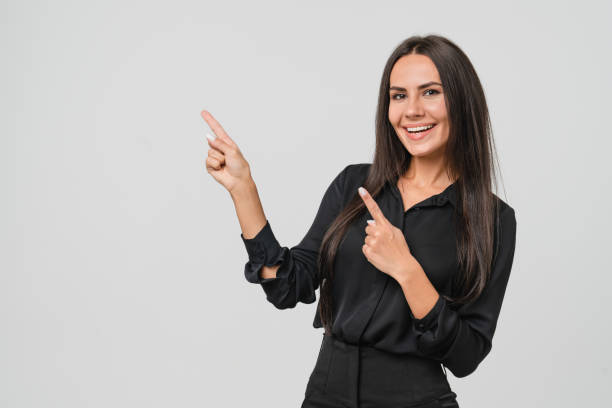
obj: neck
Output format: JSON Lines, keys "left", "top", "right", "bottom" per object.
{"left": 402, "top": 154, "right": 453, "bottom": 189}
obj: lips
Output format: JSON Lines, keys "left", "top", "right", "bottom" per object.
{"left": 403, "top": 123, "right": 436, "bottom": 141}
{"left": 404, "top": 123, "right": 436, "bottom": 132}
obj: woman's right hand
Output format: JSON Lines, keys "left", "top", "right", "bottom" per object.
{"left": 201, "top": 110, "right": 253, "bottom": 194}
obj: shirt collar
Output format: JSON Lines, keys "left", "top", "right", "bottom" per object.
{"left": 387, "top": 177, "right": 459, "bottom": 210}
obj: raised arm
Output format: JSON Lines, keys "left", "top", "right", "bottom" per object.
{"left": 200, "top": 109, "right": 352, "bottom": 310}
{"left": 229, "top": 180, "right": 281, "bottom": 280}
{"left": 201, "top": 109, "right": 283, "bottom": 282}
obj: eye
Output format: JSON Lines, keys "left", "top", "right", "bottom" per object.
{"left": 390, "top": 90, "right": 440, "bottom": 100}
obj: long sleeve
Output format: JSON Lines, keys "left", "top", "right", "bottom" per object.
{"left": 407, "top": 204, "right": 517, "bottom": 378}
{"left": 240, "top": 164, "right": 351, "bottom": 309}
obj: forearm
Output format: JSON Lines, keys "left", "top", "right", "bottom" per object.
{"left": 230, "top": 178, "right": 267, "bottom": 238}
{"left": 231, "top": 179, "right": 279, "bottom": 279}
{"left": 397, "top": 260, "right": 440, "bottom": 320}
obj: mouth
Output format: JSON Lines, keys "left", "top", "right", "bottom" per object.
{"left": 403, "top": 123, "right": 436, "bottom": 141}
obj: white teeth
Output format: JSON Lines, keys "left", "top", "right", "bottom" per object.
{"left": 406, "top": 124, "right": 435, "bottom": 132}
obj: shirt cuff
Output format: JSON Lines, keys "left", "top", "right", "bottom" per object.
{"left": 241, "top": 220, "right": 284, "bottom": 284}
{"left": 410, "top": 294, "right": 445, "bottom": 332}
{"left": 240, "top": 220, "right": 283, "bottom": 264}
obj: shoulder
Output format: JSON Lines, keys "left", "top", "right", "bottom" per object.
{"left": 331, "top": 163, "right": 371, "bottom": 185}
{"left": 491, "top": 193, "right": 517, "bottom": 248}
{"left": 342, "top": 163, "right": 372, "bottom": 184}
{"left": 329, "top": 163, "right": 371, "bottom": 205}
{"left": 492, "top": 193, "right": 516, "bottom": 225}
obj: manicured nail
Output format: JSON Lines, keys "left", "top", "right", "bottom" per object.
{"left": 358, "top": 186, "right": 366, "bottom": 196}
{"left": 206, "top": 132, "right": 216, "bottom": 141}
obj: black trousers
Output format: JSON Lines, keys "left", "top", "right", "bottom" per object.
{"left": 301, "top": 333, "right": 459, "bottom": 408}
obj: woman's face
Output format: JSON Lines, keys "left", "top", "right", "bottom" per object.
{"left": 388, "top": 54, "right": 450, "bottom": 159}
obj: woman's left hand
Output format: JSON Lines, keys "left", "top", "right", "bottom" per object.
{"left": 358, "top": 186, "right": 417, "bottom": 282}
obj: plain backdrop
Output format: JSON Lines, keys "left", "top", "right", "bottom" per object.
{"left": 2, "top": 1, "right": 610, "bottom": 407}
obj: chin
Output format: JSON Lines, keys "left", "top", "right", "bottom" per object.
{"left": 407, "top": 143, "right": 443, "bottom": 158}
{"left": 409, "top": 150, "right": 432, "bottom": 158}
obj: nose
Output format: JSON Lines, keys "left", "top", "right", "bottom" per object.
{"left": 403, "top": 94, "right": 424, "bottom": 119}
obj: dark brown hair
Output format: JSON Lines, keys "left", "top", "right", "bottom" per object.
{"left": 317, "top": 34, "right": 505, "bottom": 334}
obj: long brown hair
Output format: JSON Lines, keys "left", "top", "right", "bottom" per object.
{"left": 317, "top": 35, "right": 506, "bottom": 335}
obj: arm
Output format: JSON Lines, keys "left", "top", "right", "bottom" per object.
{"left": 230, "top": 180, "right": 280, "bottom": 280}
{"left": 238, "top": 165, "right": 351, "bottom": 309}
{"left": 403, "top": 205, "right": 517, "bottom": 378}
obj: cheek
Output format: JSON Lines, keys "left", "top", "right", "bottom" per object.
{"left": 433, "top": 102, "right": 448, "bottom": 122}
{"left": 388, "top": 105, "right": 401, "bottom": 123}
{"left": 437, "top": 116, "right": 450, "bottom": 136}
{"left": 430, "top": 104, "right": 447, "bottom": 121}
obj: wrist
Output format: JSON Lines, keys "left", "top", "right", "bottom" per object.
{"left": 396, "top": 256, "right": 420, "bottom": 286}
{"left": 230, "top": 177, "right": 257, "bottom": 199}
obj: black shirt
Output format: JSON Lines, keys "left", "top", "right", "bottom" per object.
{"left": 240, "top": 163, "right": 517, "bottom": 378}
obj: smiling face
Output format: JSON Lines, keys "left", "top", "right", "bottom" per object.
{"left": 388, "top": 53, "right": 450, "bottom": 159}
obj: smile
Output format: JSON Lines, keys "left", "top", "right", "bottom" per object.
{"left": 403, "top": 123, "right": 436, "bottom": 140}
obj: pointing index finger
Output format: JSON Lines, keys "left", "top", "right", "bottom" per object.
{"left": 358, "top": 186, "right": 387, "bottom": 224}
{"left": 200, "top": 110, "right": 236, "bottom": 147}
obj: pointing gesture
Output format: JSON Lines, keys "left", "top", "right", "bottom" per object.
{"left": 201, "top": 110, "right": 253, "bottom": 194}
{"left": 358, "top": 186, "right": 418, "bottom": 283}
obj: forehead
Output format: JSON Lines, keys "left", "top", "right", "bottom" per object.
{"left": 389, "top": 54, "right": 441, "bottom": 86}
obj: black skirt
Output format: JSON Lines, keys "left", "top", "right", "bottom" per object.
{"left": 301, "top": 333, "right": 459, "bottom": 408}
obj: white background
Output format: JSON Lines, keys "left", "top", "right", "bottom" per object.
{"left": 2, "top": 0, "right": 610, "bottom": 406}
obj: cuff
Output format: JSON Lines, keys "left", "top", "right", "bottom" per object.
{"left": 241, "top": 220, "right": 285, "bottom": 284}
{"left": 410, "top": 294, "right": 445, "bottom": 332}
{"left": 243, "top": 246, "right": 289, "bottom": 284}
{"left": 240, "top": 220, "right": 283, "bottom": 264}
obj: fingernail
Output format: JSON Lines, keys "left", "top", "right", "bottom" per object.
{"left": 206, "top": 132, "right": 216, "bottom": 141}
{"left": 358, "top": 186, "right": 366, "bottom": 196}
{"left": 367, "top": 219, "right": 375, "bottom": 225}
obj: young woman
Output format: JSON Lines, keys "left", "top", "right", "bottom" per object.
{"left": 203, "top": 35, "right": 517, "bottom": 408}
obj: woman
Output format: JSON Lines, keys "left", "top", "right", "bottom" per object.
{"left": 203, "top": 35, "right": 517, "bottom": 408}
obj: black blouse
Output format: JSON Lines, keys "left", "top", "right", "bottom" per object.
{"left": 240, "top": 163, "right": 517, "bottom": 378}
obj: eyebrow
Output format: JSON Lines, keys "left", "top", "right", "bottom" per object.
{"left": 389, "top": 81, "right": 443, "bottom": 92}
